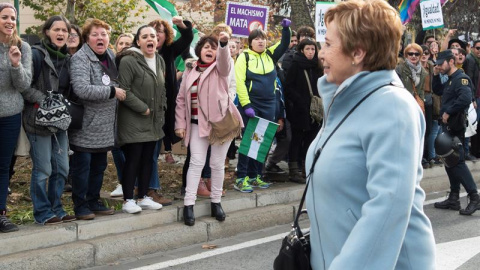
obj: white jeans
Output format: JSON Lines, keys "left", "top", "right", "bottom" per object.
{"left": 184, "top": 124, "right": 230, "bottom": 206}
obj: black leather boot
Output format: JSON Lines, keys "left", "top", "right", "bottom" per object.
{"left": 183, "top": 205, "right": 195, "bottom": 226}
{"left": 459, "top": 193, "right": 480, "bottom": 215}
{"left": 434, "top": 191, "right": 461, "bottom": 210}
{"left": 211, "top": 202, "right": 226, "bottom": 222}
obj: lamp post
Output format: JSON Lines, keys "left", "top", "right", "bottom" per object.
{"left": 14, "top": 0, "right": 19, "bottom": 33}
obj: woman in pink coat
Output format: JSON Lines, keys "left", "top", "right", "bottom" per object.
{"left": 175, "top": 32, "right": 243, "bottom": 226}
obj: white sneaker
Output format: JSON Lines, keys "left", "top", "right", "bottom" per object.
{"left": 137, "top": 196, "right": 163, "bottom": 210}
{"left": 110, "top": 184, "right": 123, "bottom": 197}
{"left": 122, "top": 199, "right": 142, "bottom": 214}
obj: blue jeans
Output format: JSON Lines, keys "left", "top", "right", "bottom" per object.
{"left": 149, "top": 140, "right": 162, "bottom": 190}
{"left": 27, "top": 132, "right": 68, "bottom": 224}
{"left": 0, "top": 113, "right": 21, "bottom": 211}
{"left": 111, "top": 147, "right": 125, "bottom": 183}
{"left": 71, "top": 151, "right": 107, "bottom": 215}
{"left": 237, "top": 153, "right": 263, "bottom": 179}
{"left": 428, "top": 120, "right": 441, "bottom": 160}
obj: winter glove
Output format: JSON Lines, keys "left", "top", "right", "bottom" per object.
{"left": 281, "top": 19, "right": 291, "bottom": 28}
{"left": 245, "top": 108, "right": 256, "bottom": 118}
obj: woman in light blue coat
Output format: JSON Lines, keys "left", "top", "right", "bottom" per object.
{"left": 306, "top": 0, "right": 436, "bottom": 269}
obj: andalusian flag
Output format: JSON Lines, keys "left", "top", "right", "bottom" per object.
{"left": 145, "top": 0, "right": 178, "bottom": 23}
{"left": 239, "top": 117, "right": 279, "bottom": 163}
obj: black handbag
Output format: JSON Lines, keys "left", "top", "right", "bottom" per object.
{"left": 63, "top": 95, "right": 84, "bottom": 130}
{"left": 273, "top": 83, "right": 391, "bottom": 270}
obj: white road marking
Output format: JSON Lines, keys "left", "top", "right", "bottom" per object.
{"left": 436, "top": 236, "right": 480, "bottom": 270}
{"left": 131, "top": 197, "right": 479, "bottom": 270}
{"left": 131, "top": 233, "right": 286, "bottom": 270}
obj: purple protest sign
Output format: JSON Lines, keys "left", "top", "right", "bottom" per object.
{"left": 225, "top": 2, "right": 269, "bottom": 38}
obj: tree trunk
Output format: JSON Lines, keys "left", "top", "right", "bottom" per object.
{"left": 289, "top": 0, "right": 314, "bottom": 29}
{"left": 66, "top": 0, "right": 76, "bottom": 24}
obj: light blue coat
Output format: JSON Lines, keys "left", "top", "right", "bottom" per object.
{"left": 305, "top": 70, "right": 436, "bottom": 270}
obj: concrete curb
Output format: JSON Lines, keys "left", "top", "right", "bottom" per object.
{"left": 0, "top": 184, "right": 305, "bottom": 269}
{"left": 2, "top": 160, "right": 480, "bottom": 269}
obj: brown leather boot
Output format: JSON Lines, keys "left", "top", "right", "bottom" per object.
{"left": 205, "top": 178, "right": 226, "bottom": 197}
{"left": 146, "top": 189, "right": 172, "bottom": 206}
{"left": 197, "top": 179, "right": 211, "bottom": 198}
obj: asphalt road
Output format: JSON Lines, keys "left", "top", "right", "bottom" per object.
{"left": 87, "top": 193, "right": 480, "bottom": 270}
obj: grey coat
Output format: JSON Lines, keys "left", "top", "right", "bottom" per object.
{"left": 69, "top": 45, "right": 118, "bottom": 152}
{"left": 0, "top": 41, "right": 32, "bottom": 118}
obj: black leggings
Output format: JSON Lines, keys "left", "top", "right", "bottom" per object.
{"left": 121, "top": 141, "right": 156, "bottom": 200}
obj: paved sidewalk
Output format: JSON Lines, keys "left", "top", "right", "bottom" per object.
{"left": 1, "top": 159, "right": 480, "bottom": 269}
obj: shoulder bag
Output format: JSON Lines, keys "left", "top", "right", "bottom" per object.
{"left": 197, "top": 73, "right": 241, "bottom": 145}
{"left": 273, "top": 83, "right": 390, "bottom": 270}
{"left": 35, "top": 90, "right": 72, "bottom": 133}
{"left": 411, "top": 79, "right": 425, "bottom": 114}
{"left": 304, "top": 70, "right": 323, "bottom": 124}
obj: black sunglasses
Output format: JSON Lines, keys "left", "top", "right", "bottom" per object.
{"left": 407, "top": 52, "right": 421, "bottom": 57}
{"left": 423, "top": 51, "right": 430, "bottom": 55}
{"left": 475, "top": 46, "right": 480, "bottom": 50}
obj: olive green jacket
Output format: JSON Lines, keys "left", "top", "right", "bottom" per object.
{"left": 117, "top": 48, "right": 167, "bottom": 146}
{"left": 395, "top": 61, "right": 428, "bottom": 99}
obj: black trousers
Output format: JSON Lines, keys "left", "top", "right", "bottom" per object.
{"left": 121, "top": 141, "right": 157, "bottom": 200}
{"left": 443, "top": 128, "right": 478, "bottom": 194}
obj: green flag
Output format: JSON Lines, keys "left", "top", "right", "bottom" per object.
{"left": 145, "top": 0, "right": 178, "bottom": 23}
{"left": 239, "top": 117, "right": 279, "bottom": 163}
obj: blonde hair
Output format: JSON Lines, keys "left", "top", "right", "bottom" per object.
{"left": 81, "top": 18, "right": 111, "bottom": 43}
{"left": 0, "top": 4, "right": 22, "bottom": 48}
{"left": 115, "top": 33, "right": 134, "bottom": 49}
{"left": 210, "top": 23, "right": 233, "bottom": 38}
{"left": 403, "top": 43, "right": 423, "bottom": 56}
{"left": 324, "top": 0, "right": 403, "bottom": 71}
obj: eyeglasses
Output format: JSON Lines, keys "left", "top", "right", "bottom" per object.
{"left": 475, "top": 47, "right": 480, "bottom": 50}
{"left": 407, "top": 52, "right": 421, "bottom": 57}
{"left": 423, "top": 51, "right": 430, "bottom": 56}
{"left": 68, "top": 33, "right": 79, "bottom": 39}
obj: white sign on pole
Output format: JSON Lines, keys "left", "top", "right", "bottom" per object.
{"left": 420, "top": 0, "right": 444, "bottom": 30}
{"left": 315, "top": 2, "right": 336, "bottom": 42}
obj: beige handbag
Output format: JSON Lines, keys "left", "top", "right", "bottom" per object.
{"left": 197, "top": 77, "right": 241, "bottom": 145}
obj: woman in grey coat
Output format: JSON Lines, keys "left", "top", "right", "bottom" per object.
{"left": 69, "top": 18, "right": 126, "bottom": 220}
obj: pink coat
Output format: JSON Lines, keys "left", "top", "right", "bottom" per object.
{"left": 175, "top": 44, "right": 243, "bottom": 146}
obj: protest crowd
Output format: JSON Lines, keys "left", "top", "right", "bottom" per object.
{"left": 0, "top": 0, "right": 479, "bottom": 247}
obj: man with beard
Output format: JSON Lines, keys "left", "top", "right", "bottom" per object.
{"left": 433, "top": 50, "right": 480, "bottom": 215}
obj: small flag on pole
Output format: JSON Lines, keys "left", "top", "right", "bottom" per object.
{"left": 145, "top": 0, "right": 178, "bottom": 23}
{"left": 399, "top": 0, "right": 448, "bottom": 25}
{"left": 239, "top": 117, "right": 279, "bottom": 163}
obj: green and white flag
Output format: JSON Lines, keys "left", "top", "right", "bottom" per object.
{"left": 239, "top": 117, "right": 279, "bottom": 163}
{"left": 145, "top": 0, "right": 178, "bottom": 23}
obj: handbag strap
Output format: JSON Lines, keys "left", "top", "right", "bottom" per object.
{"left": 304, "top": 70, "right": 314, "bottom": 98}
{"left": 410, "top": 78, "right": 420, "bottom": 97}
{"left": 197, "top": 70, "right": 231, "bottom": 122}
{"left": 293, "top": 82, "right": 392, "bottom": 232}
